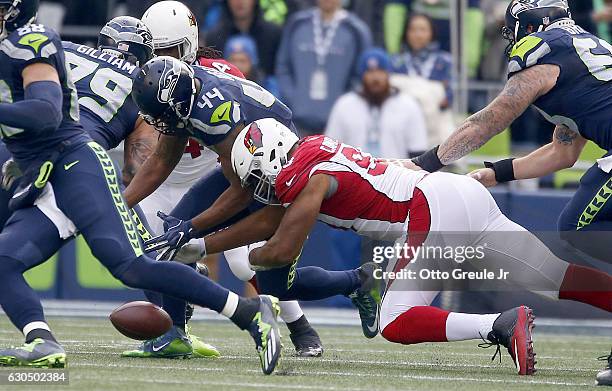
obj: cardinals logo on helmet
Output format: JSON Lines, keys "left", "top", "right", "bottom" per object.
{"left": 244, "top": 122, "right": 263, "bottom": 155}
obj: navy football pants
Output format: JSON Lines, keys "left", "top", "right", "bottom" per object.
{"left": 558, "top": 157, "right": 612, "bottom": 262}
{"left": 0, "top": 142, "right": 232, "bottom": 332}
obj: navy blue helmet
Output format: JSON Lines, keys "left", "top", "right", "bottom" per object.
{"left": 98, "top": 16, "right": 154, "bottom": 67}
{"left": 132, "top": 56, "right": 197, "bottom": 135}
{"left": 0, "top": 0, "right": 39, "bottom": 40}
{"left": 502, "top": 0, "right": 571, "bottom": 54}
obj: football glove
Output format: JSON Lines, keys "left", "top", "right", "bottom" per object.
{"left": 144, "top": 212, "right": 195, "bottom": 261}
{"left": 1, "top": 158, "right": 22, "bottom": 191}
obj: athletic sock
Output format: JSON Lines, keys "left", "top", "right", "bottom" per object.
{"left": 24, "top": 322, "right": 56, "bottom": 343}
{"left": 559, "top": 264, "right": 612, "bottom": 312}
{"left": 287, "top": 315, "right": 312, "bottom": 336}
{"left": 381, "top": 306, "right": 450, "bottom": 344}
{"left": 446, "top": 312, "right": 500, "bottom": 341}
{"left": 227, "top": 295, "right": 260, "bottom": 330}
{"left": 280, "top": 301, "right": 305, "bottom": 324}
{"left": 143, "top": 290, "right": 163, "bottom": 307}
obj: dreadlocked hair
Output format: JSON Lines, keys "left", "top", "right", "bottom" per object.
{"left": 197, "top": 46, "right": 223, "bottom": 59}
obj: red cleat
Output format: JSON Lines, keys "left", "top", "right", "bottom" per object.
{"left": 481, "top": 305, "right": 536, "bottom": 375}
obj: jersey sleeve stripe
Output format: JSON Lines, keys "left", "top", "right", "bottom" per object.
{"left": 526, "top": 42, "right": 551, "bottom": 68}
{"left": 0, "top": 40, "right": 36, "bottom": 61}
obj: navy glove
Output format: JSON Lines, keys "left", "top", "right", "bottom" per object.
{"left": 144, "top": 212, "right": 195, "bottom": 261}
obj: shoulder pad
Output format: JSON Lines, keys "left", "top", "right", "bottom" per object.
{"left": 1, "top": 24, "right": 60, "bottom": 62}
{"left": 507, "top": 34, "right": 552, "bottom": 75}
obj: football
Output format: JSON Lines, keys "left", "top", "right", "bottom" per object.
{"left": 109, "top": 301, "right": 172, "bottom": 340}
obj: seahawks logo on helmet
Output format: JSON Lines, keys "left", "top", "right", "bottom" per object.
{"left": 510, "top": 0, "right": 569, "bottom": 17}
{"left": 157, "top": 59, "right": 181, "bottom": 104}
{"left": 244, "top": 122, "right": 264, "bottom": 155}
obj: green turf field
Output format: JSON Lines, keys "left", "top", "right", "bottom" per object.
{"left": 0, "top": 316, "right": 608, "bottom": 391}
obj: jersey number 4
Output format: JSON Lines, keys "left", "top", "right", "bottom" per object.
{"left": 573, "top": 37, "right": 612, "bottom": 82}
{"left": 65, "top": 52, "right": 133, "bottom": 122}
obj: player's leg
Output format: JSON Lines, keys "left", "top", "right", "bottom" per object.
{"left": 53, "top": 143, "right": 281, "bottom": 373}
{"left": 378, "top": 174, "right": 537, "bottom": 374}
{"left": 558, "top": 161, "right": 612, "bottom": 262}
{"left": 225, "top": 245, "right": 323, "bottom": 356}
{"left": 0, "top": 207, "right": 66, "bottom": 367}
{"left": 0, "top": 142, "right": 15, "bottom": 228}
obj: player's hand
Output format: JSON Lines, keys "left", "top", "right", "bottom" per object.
{"left": 1, "top": 158, "right": 22, "bottom": 191}
{"left": 468, "top": 168, "right": 498, "bottom": 187}
{"left": 144, "top": 212, "right": 195, "bottom": 260}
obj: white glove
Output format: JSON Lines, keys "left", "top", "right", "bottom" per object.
{"left": 1, "top": 159, "right": 22, "bottom": 191}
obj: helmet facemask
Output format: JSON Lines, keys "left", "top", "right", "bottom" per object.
{"left": 242, "top": 157, "right": 282, "bottom": 206}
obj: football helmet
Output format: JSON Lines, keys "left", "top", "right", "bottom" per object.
{"left": 0, "top": 0, "right": 38, "bottom": 40}
{"left": 98, "top": 16, "right": 154, "bottom": 67}
{"left": 142, "top": 1, "right": 199, "bottom": 64}
{"left": 132, "top": 56, "right": 197, "bottom": 135}
{"left": 231, "top": 118, "right": 299, "bottom": 205}
{"left": 502, "top": 0, "right": 571, "bottom": 55}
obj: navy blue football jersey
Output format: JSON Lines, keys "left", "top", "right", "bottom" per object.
{"left": 186, "top": 65, "right": 293, "bottom": 146}
{"left": 0, "top": 24, "right": 87, "bottom": 166}
{"left": 63, "top": 42, "right": 140, "bottom": 150}
{"left": 507, "top": 21, "right": 612, "bottom": 149}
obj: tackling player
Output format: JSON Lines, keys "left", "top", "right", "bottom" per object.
{"left": 204, "top": 118, "right": 611, "bottom": 375}
{"left": 131, "top": 0, "right": 323, "bottom": 357}
{"left": 0, "top": 0, "right": 282, "bottom": 375}
{"left": 411, "top": 0, "right": 612, "bottom": 383}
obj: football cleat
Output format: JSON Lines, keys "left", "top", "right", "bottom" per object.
{"left": 247, "top": 295, "right": 282, "bottom": 375}
{"left": 121, "top": 326, "right": 192, "bottom": 359}
{"left": 185, "top": 325, "right": 220, "bottom": 358}
{"left": 289, "top": 326, "right": 323, "bottom": 357}
{"left": 480, "top": 305, "right": 536, "bottom": 375}
{"left": 348, "top": 262, "right": 380, "bottom": 339}
{"left": 0, "top": 339, "right": 66, "bottom": 368}
{"left": 596, "top": 348, "right": 612, "bottom": 386}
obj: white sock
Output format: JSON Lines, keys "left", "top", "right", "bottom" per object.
{"left": 220, "top": 292, "right": 240, "bottom": 318}
{"left": 279, "top": 301, "right": 304, "bottom": 324}
{"left": 23, "top": 321, "right": 51, "bottom": 337}
{"left": 445, "top": 312, "right": 500, "bottom": 342}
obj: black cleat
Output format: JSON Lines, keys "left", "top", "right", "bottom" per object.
{"left": 348, "top": 262, "right": 379, "bottom": 339}
{"left": 597, "top": 348, "right": 612, "bottom": 386}
{"left": 480, "top": 305, "right": 536, "bottom": 375}
{"left": 289, "top": 326, "right": 323, "bottom": 357}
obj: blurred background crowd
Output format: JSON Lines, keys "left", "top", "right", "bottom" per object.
{"left": 37, "top": 0, "right": 612, "bottom": 188}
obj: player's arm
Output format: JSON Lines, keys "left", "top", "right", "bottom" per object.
{"left": 249, "top": 174, "right": 330, "bottom": 268}
{"left": 122, "top": 118, "right": 158, "bottom": 186}
{"left": 203, "top": 206, "right": 286, "bottom": 254}
{"left": 189, "top": 155, "right": 254, "bottom": 233}
{"left": 0, "top": 63, "right": 62, "bottom": 133}
{"left": 414, "top": 64, "right": 559, "bottom": 171}
{"left": 470, "top": 125, "right": 587, "bottom": 187}
{"left": 123, "top": 133, "right": 188, "bottom": 208}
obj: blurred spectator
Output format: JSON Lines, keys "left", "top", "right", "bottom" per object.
{"left": 384, "top": 0, "right": 484, "bottom": 78}
{"left": 326, "top": 48, "right": 427, "bottom": 158}
{"left": 225, "top": 35, "right": 280, "bottom": 96}
{"left": 276, "top": 0, "right": 372, "bottom": 135}
{"left": 591, "top": 0, "right": 612, "bottom": 41}
{"left": 203, "top": 0, "right": 311, "bottom": 30}
{"left": 206, "top": 0, "right": 282, "bottom": 77}
{"left": 347, "top": 0, "right": 386, "bottom": 45}
{"left": 478, "top": 0, "right": 508, "bottom": 82}
{"left": 392, "top": 13, "right": 453, "bottom": 109}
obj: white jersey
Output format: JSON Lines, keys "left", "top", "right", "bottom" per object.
{"left": 165, "top": 138, "right": 218, "bottom": 185}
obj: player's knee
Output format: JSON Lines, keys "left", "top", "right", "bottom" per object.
{"left": 0, "top": 255, "right": 26, "bottom": 278}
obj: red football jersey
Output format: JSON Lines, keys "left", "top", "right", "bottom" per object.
{"left": 275, "top": 136, "right": 428, "bottom": 241}
{"left": 197, "top": 58, "right": 245, "bottom": 79}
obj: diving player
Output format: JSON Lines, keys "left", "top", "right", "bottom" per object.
{"left": 0, "top": 0, "right": 282, "bottom": 375}
{"left": 410, "top": 1, "right": 612, "bottom": 382}
{"left": 125, "top": 56, "right": 379, "bottom": 340}
{"left": 209, "top": 118, "right": 611, "bottom": 375}
{"left": 131, "top": 0, "right": 323, "bottom": 357}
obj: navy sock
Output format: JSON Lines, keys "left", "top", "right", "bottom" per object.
{"left": 163, "top": 295, "right": 187, "bottom": 329}
{"left": 25, "top": 329, "right": 56, "bottom": 343}
{"left": 115, "top": 256, "right": 230, "bottom": 314}
{"left": 0, "top": 257, "right": 46, "bottom": 332}
{"left": 257, "top": 266, "right": 360, "bottom": 301}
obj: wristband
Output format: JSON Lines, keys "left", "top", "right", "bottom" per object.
{"left": 411, "top": 145, "right": 445, "bottom": 172}
{"left": 484, "top": 158, "right": 516, "bottom": 183}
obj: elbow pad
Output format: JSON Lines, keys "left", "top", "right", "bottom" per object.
{"left": 24, "top": 81, "right": 63, "bottom": 132}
